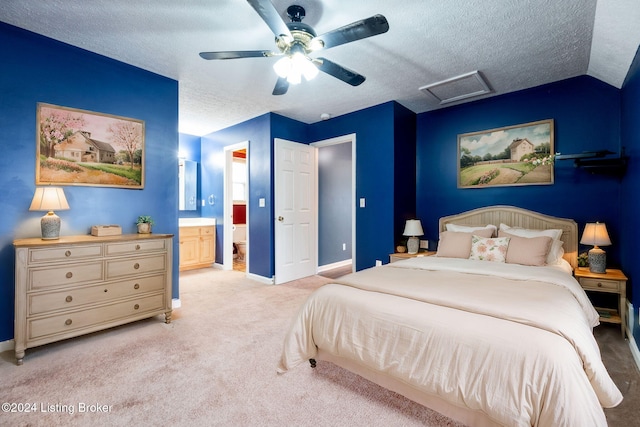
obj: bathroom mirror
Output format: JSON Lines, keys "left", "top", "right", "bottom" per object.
{"left": 179, "top": 159, "right": 197, "bottom": 211}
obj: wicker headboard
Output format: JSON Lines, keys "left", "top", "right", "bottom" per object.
{"left": 439, "top": 205, "right": 578, "bottom": 269}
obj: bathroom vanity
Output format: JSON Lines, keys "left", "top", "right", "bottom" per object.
{"left": 178, "top": 218, "right": 216, "bottom": 271}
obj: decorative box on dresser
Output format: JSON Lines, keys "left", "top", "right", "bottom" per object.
{"left": 13, "top": 233, "right": 173, "bottom": 365}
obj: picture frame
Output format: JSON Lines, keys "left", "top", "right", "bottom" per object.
{"left": 457, "top": 119, "right": 554, "bottom": 188}
{"left": 36, "top": 103, "right": 145, "bottom": 189}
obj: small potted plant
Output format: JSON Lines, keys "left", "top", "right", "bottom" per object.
{"left": 136, "top": 215, "right": 154, "bottom": 234}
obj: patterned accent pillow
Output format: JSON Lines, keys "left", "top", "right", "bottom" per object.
{"left": 469, "top": 235, "right": 510, "bottom": 262}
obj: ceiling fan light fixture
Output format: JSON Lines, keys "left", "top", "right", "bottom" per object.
{"left": 273, "top": 56, "right": 292, "bottom": 78}
{"left": 293, "top": 53, "right": 318, "bottom": 81}
{"left": 309, "top": 38, "right": 324, "bottom": 51}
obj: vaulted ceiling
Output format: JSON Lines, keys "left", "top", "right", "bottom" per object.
{"left": 2, "top": 0, "right": 640, "bottom": 136}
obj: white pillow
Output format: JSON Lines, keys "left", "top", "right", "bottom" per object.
{"left": 446, "top": 223, "right": 497, "bottom": 236}
{"left": 499, "top": 223, "right": 564, "bottom": 264}
{"left": 469, "top": 235, "right": 510, "bottom": 262}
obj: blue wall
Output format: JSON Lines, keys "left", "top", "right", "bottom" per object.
{"left": 0, "top": 23, "right": 179, "bottom": 342}
{"left": 621, "top": 46, "right": 640, "bottom": 346}
{"left": 309, "top": 101, "right": 415, "bottom": 269}
{"left": 417, "top": 76, "right": 623, "bottom": 263}
{"left": 200, "top": 113, "right": 308, "bottom": 279}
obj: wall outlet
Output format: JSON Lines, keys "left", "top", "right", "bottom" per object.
{"left": 342, "top": 243, "right": 346, "bottom": 251}
{"left": 359, "top": 198, "right": 366, "bottom": 208}
{"left": 419, "top": 240, "right": 429, "bottom": 249}
{"left": 375, "top": 260, "right": 382, "bottom": 266}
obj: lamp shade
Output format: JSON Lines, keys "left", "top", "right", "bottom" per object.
{"left": 29, "top": 187, "right": 70, "bottom": 212}
{"left": 580, "top": 222, "right": 611, "bottom": 247}
{"left": 403, "top": 219, "right": 424, "bottom": 237}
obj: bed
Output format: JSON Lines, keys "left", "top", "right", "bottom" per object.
{"left": 277, "top": 206, "right": 622, "bottom": 426}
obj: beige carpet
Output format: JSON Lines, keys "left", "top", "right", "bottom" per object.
{"left": 0, "top": 269, "right": 636, "bottom": 426}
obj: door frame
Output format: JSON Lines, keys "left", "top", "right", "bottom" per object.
{"left": 223, "top": 141, "right": 249, "bottom": 272}
{"left": 311, "top": 133, "right": 356, "bottom": 274}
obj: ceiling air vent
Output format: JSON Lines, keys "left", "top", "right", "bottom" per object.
{"left": 419, "top": 71, "right": 491, "bottom": 105}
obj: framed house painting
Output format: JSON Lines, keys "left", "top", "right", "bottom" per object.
{"left": 36, "top": 103, "right": 145, "bottom": 189}
{"left": 458, "top": 119, "right": 554, "bottom": 188}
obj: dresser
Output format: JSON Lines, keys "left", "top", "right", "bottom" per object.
{"left": 13, "top": 233, "right": 173, "bottom": 365}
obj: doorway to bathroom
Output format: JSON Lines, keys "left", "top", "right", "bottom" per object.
{"left": 223, "top": 141, "right": 249, "bottom": 273}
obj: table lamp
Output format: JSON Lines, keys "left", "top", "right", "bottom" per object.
{"left": 29, "top": 187, "right": 70, "bottom": 240}
{"left": 403, "top": 219, "right": 424, "bottom": 254}
{"left": 580, "top": 222, "right": 611, "bottom": 273}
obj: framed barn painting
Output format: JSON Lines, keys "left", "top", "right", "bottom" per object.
{"left": 36, "top": 103, "right": 145, "bottom": 189}
{"left": 457, "top": 119, "right": 554, "bottom": 188}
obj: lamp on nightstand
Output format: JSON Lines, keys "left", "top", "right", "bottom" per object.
{"left": 403, "top": 219, "right": 424, "bottom": 255}
{"left": 580, "top": 222, "right": 611, "bottom": 273}
{"left": 29, "top": 187, "right": 70, "bottom": 240}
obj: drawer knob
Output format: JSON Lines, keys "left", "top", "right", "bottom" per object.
{"left": 134, "top": 283, "right": 140, "bottom": 290}
{"left": 134, "top": 304, "right": 140, "bottom": 310}
{"left": 134, "top": 263, "right": 140, "bottom": 270}
{"left": 135, "top": 244, "right": 141, "bottom": 250}
{"left": 597, "top": 282, "right": 603, "bottom": 287}
{"left": 65, "top": 250, "right": 71, "bottom": 257}
{"left": 65, "top": 295, "right": 73, "bottom": 303}
{"left": 104, "top": 289, "right": 108, "bottom": 293}
{"left": 66, "top": 272, "right": 73, "bottom": 279}
{"left": 65, "top": 319, "right": 72, "bottom": 326}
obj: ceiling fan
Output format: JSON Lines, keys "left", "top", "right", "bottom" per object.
{"left": 199, "top": 0, "right": 389, "bottom": 95}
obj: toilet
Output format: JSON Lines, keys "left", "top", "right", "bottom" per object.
{"left": 233, "top": 224, "right": 247, "bottom": 261}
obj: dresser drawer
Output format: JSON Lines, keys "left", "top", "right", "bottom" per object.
{"left": 29, "top": 274, "right": 166, "bottom": 315}
{"left": 28, "top": 245, "right": 102, "bottom": 263}
{"left": 28, "top": 293, "right": 165, "bottom": 340}
{"left": 106, "top": 254, "right": 166, "bottom": 279}
{"left": 105, "top": 239, "right": 167, "bottom": 256}
{"left": 29, "top": 262, "right": 104, "bottom": 290}
{"left": 579, "top": 278, "right": 621, "bottom": 292}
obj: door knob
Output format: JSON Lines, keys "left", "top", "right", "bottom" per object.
{"left": 278, "top": 216, "right": 284, "bottom": 222}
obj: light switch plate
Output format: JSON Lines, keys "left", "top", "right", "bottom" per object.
{"left": 359, "top": 198, "right": 366, "bottom": 208}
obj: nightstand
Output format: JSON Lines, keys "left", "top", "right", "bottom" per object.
{"left": 389, "top": 251, "right": 436, "bottom": 263}
{"left": 574, "top": 267, "right": 627, "bottom": 338}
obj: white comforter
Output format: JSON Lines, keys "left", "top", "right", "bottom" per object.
{"left": 277, "top": 257, "right": 622, "bottom": 426}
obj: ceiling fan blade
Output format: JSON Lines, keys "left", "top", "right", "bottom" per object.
{"left": 313, "top": 15, "right": 389, "bottom": 50}
{"left": 199, "top": 50, "right": 274, "bottom": 60}
{"left": 272, "top": 76, "right": 289, "bottom": 95}
{"left": 316, "top": 58, "right": 366, "bottom": 86}
{"left": 247, "top": 0, "right": 293, "bottom": 41}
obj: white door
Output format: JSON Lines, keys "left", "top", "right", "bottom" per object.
{"left": 274, "top": 138, "right": 317, "bottom": 284}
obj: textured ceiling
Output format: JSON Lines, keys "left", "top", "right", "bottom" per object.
{"left": 2, "top": 0, "right": 640, "bottom": 136}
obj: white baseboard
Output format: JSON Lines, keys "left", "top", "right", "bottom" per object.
{"left": 629, "top": 334, "right": 640, "bottom": 372}
{"left": 317, "top": 259, "right": 352, "bottom": 273}
{"left": 247, "top": 272, "right": 274, "bottom": 285}
{"left": 0, "top": 339, "right": 14, "bottom": 352}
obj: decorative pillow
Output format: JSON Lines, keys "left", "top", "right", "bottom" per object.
{"left": 498, "top": 231, "right": 552, "bottom": 266}
{"left": 446, "top": 223, "right": 497, "bottom": 237}
{"left": 499, "top": 223, "right": 564, "bottom": 264}
{"left": 436, "top": 229, "right": 494, "bottom": 258}
{"left": 469, "top": 235, "right": 510, "bottom": 262}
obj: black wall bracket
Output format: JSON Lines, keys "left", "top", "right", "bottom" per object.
{"left": 555, "top": 149, "right": 628, "bottom": 177}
